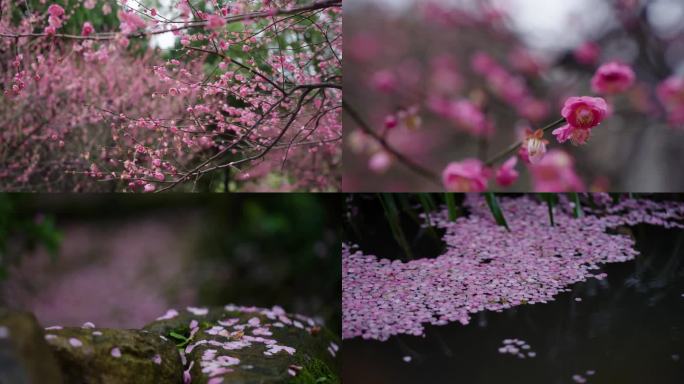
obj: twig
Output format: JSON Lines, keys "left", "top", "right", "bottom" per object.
{"left": 484, "top": 117, "right": 566, "bottom": 166}
{"left": 343, "top": 100, "right": 441, "bottom": 186}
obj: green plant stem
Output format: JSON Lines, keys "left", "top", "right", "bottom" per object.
{"left": 484, "top": 193, "right": 510, "bottom": 231}
{"left": 445, "top": 193, "right": 458, "bottom": 222}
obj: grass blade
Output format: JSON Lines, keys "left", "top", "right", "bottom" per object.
{"left": 445, "top": 193, "right": 459, "bottom": 222}
{"left": 484, "top": 193, "right": 510, "bottom": 231}
{"left": 379, "top": 194, "right": 413, "bottom": 260}
{"left": 570, "top": 193, "right": 583, "bottom": 218}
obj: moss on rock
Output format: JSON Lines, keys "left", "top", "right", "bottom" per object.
{"left": 144, "top": 305, "right": 340, "bottom": 384}
{"left": 44, "top": 327, "right": 182, "bottom": 384}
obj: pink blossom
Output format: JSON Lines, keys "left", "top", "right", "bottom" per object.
{"left": 111, "top": 347, "right": 122, "bottom": 358}
{"left": 44, "top": 26, "right": 57, "bottom": 35}
{"left": 574, "top": 42, "right": 601, "bottom": 65}
{"left": 143, "top": 183, "right": 156, "bottom": 193}
{"left": 446, "top": 99, "right": 491, "bottom": 136}
{"left": 529, "top": 150, "right": 584, "bottom": 192}
{"left": 442, "top": 159, "right": 489, "bottom": 192}
{"left": 343, "top": 196, "right": 684, "bottom": 341}
{"left": 508, "top": 46, "right": 544, "bottom": 75}
{"left": 47, "top": 4, "right": 65, "bottom": 18}
{"left": 206, "top": 14, "right": 226, "bottom": 30}
{"left": 591, "top": 62, "right": 635, "bottom": 94}
{"left": 84, "top": 0, "right": 96, "bottom": 9}
{"left": 561, "top": 96, "right": 608, "bottom": 129}
{"left": 370, "top": 70, "right": 397, "bottom": 93}
{"left": 397, "top": 106, "right": 422, "bottom": 130}
{"left": 552, "top": 124, "right": 591, "bottom": 146}
{"left": 656, "top": 76, "right": 684, "bottom": 125}
{"left": 495, "top": 156, "right": 519, "bottom": 186}
{"left": 81, "top": 22, "right": 94, "bottom": 37}
{"left": 384, "top": 115, "right": 398, "bottom": 130}
{"left": 523, "top": 129, "right": 547, "bottom": 164}
{"left": 118, "top": 10, "right": 147, "bottom": 34}
{"left": 470, "top": 51, "right": 496, "bottom": 75}
{"left": 368, "top": 152, "right": 392, "bottom": 174}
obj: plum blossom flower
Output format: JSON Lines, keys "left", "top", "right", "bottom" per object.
{"left": 447, "top": 99, "right": 492, "bottom": 136}
{"left": 370, "top": 70, "right": 397, "bottom": 93}
{"left": 591, "top": 62, "right": 635, "bottom": 94}
{"left": 397, "top": 106, "right": 422, "bottom": 130}
{"left": 529, "top": 150, "right": 584, "bottom": 191}
{"left": 495, "top": 156, "right": 519, "bottom": 186}
{"left": 552, "top": 124, "right": 591, "bottom": 146}
{"left": 143, "top": 183, "right": 156, "bottom": 193}
{"left": 48, "top": 4, "right": 65, "bottom": 18}
{"left": 656, "top": 76, "right": 684, "bottom": 125}
{"left": 81, "top": 22, "right": 94, "bottom": 37}
{"left": 118, "top": 10, "right": 147, "bottom": 34}
{"left": 384, "top": 115, "right": 398, "bottom": 130}
{"left": 561, "top": 96, "right": 608, "bottom": 129}
{"left": 368, "top": 151, "right": 392, "bottom": 174}
{"left": 573, "top": 42, "right": 601, "bottom": 65}
{"left": 47, "top": 4, "right": 65, "bottom": 30}
{"left": 442, "top": 159, "right": 489, "bottom": 192}
{"left": 206, "top": 14, "right": 226, "bottom": 30}
{"left": 523, "top": 129, "right": 547, "bottom": 164}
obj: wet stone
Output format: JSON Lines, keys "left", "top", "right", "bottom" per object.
{"left": 44, "top": 327, "right": 182, "bottom": 384}
{"left": 144, "top": 305, "right": 340, "bottom": 384}
{"left": 0, "top": 309, "right": 64, "bottom": 384}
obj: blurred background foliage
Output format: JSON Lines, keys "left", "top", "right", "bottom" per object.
{"left": 0, "top": 194, "right": 340, "bottom": 333}
{"left": 0, "top": 195, "right": 61, "bottom": 280}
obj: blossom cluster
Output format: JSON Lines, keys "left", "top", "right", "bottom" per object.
{"left": 1, "top": 0, "right": 342, "bottom": 192}
{"left": 342, "top": 195, "right": 684, "bottom": 341}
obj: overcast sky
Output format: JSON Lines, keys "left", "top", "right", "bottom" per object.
{"left": 344, "top": 0, "right": 617, "bottom": 53}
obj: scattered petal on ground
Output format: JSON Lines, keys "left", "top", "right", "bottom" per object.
{"left": 343, "top": 195, "right": 684, "bottom": 340}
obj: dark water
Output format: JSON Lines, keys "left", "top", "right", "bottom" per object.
{"left": 343, "top": 200, "right": 684, "bottom": 384}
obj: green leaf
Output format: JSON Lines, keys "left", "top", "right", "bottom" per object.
{"left": 418, "top": 194, "right": 435, "bottom": 228}
{"left": 379, "top": 194, "right": 413, "bottom": 260}
{"left": 445, "top": 193, "right": 459, "bottom": 222}
{"left": 484, "top": 193, "right": 509, "bottom": 231}
{"left": 538, "top": 193, "right": 558, "bottom": 226}
{"left": 168, "top": 331, "right": 188, "bottom": 341}
{"left": 570, "top": 193, "right": 583, "bottom": 218}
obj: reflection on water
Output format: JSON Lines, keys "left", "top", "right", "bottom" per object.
{"left": 344, "top": 209, "right": 684, "bottom": 383}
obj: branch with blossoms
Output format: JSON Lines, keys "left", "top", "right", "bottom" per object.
{"left": 349, "top": 58, "right": 637, "bottom": 191}
{"left": 345, "top": 2, "right": 684, "bottom": 191}
{"left": 1, "top": 0, "right": 341, "bottom": 192}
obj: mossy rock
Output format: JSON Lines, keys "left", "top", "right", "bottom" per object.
{"left": 0, "top": 309, "right": 64, "bottom": 384}
{"left": 44, "top": 327, "right": 182, "bottom": 384}
{"left": 143, "top": 305, "right": 340, "bottom": 384}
